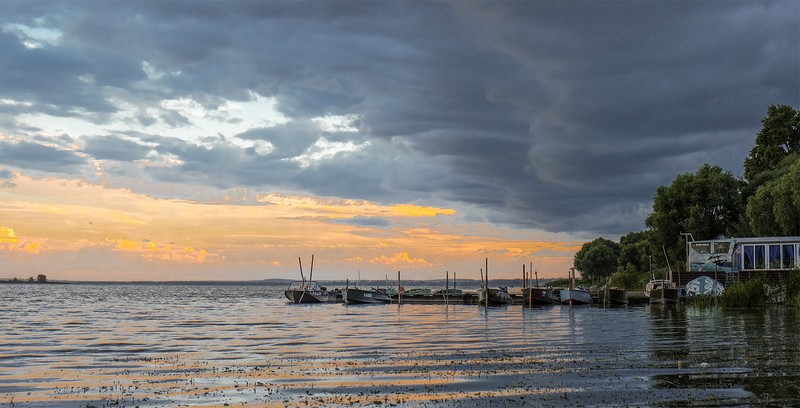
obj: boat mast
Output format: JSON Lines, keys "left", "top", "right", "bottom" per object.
{"left": 309, "top": 254, "right": 314, "bottom": 282}
{"left": 662, "top": 246, "right": 673, "bottom": 282}
{"left": 298, "top": 257, "right": 305, "bottom": 284}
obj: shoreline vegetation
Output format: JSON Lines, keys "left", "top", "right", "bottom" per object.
{"left": 686, "top": 272, "right": 800, "bottom": 308}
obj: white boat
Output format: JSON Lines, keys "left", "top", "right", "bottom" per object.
{"left": 560, "top": 268, "right": 591, "bottom": 305}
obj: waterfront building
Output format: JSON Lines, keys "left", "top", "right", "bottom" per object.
{"left": 681, "top": 236, "right": 800, "bottom": 286}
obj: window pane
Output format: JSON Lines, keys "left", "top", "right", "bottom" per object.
{"left": 770, "top": 245, "right": 782, "bottom": 269}
{"left": 755, "top": 245, "right": 765, "bottom": 269}
{"left": 784, "top": 244, "right": 796, "bottom": 269}
{"left": 744, "top": 246, "right": 754, "bottom": 270}
{"left": 692, "top": 243, "right": 711, "bottom": 254}
{"left": 714, "top": 242, "right": 730, "bottom": 254}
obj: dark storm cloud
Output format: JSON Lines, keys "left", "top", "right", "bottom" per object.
{"left": 0, "top": 141, "right": 86, "bottom": 173}
{"left": 0, "top": 1, "right": 797, "bottom": 236}
{"left": 82, "top": 135, "right": 152, "bottom": 162}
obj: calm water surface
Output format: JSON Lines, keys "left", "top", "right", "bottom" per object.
{"left": 1, "top": 283, "right": 799, "bottom": 407}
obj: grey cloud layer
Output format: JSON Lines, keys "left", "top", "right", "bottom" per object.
{"left": 0, "top": 1, "right": 797, "bottom": 236}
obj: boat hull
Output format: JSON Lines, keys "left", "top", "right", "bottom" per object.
{"left": 284, "top": 289, "right": 341, "bottom": 304}
{"left": 645, "top": 279, "right": 680, "bottom": 304}
{"left": 560, "top": 288, "right": 592, "bottom": 305}
{"left": 649, "top": 287, "right": 679, "bottom": 304}
{"left": 522, "top": 287, "right": 559, "bottom": 306}
{"left": 598, "top": 288, "right": 629, "bottom": 305}
{"left": 343, "top": 288, "right": 392, "bottom": 304}
{"left": 478, "top": 288, "right": 513, "bottom": 306}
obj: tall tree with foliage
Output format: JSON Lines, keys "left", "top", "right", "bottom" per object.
{"left": 609, "top": 230, "right": 656, "bottom": 290}
{"left": 646, "top": 164, "right": 743, "bottom": 267}
{"left": 744, "top": 104, "right": 800, "bottom": 187}
{"left": 573, "top": 237, "right": 620, "bottom": 282}
{"left": 746, "top": 155, "right": 800, "bottom": 236}
{"left": 616, "top": 230, "right": 655, "bottom": 274}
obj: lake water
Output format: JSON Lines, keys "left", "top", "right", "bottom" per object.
{"left": 2, "top": 283, "right": 799, "bottom": 407}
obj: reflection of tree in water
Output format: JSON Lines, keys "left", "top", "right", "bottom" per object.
{"left": 652, "top": 307, "right": 800, "bottom": 405}
{"left": 734, "top": 308, "right": 800, "bottom": 402}
{"left": 648, "top": 304, "right": 689, "bottom": 361}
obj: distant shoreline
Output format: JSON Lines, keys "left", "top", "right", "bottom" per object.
{"left": 0, "top": 278, "right": 555, "bottom": 287}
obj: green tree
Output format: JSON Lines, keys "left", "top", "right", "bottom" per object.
{"left": 609, "top": 263, "right": 649, "bottom": 291}
{"left": 616, "top": 230, "right": 655, "bottom": 274}
{"left": 573, "top": 237, "right": 620, "bottom": 282}
{"left": 744, "top": 104, "right": 800, "bottom": 185}
{"left": 746, "top": 155, "right": 800, "bottom": 236}
{"left": 646, "top": 164, "right": 743, "bottom": 267}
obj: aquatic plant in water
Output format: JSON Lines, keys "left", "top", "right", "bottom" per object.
{"left": 718, "top": 276, "right": 768, "bottom": 308}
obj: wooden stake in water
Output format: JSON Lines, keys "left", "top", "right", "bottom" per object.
{"left": 480, "top": 268, "right": 484, "bottom": 306}
{"left": 445, "top": 271, "right": 449, "bottom": 306}
{"left": 397, "top": 270, "right": 401, "bottom": 305}
{"left": 485, "top": 258, "right": 489, "bottom": 307}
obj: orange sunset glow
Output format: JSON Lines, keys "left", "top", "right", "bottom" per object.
{"left": 0, "top": 172, "right": 581, "bottom": 281}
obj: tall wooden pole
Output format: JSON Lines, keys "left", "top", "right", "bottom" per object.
{"left": 445, "top": 270, "right": 449, "bottom": 306}
{"left": 523, "top": 264, "right": 526, "bottom": 289}
{"left": 397, "top": 270, "right": 401, "bottom": 305}
{"left": 485, "top": 258, "right": 489, "bottom": 307}
{"left": 480, "top": 268, "right": 484, "bottom": 306}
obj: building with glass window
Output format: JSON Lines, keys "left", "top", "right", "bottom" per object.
{"left": 681, "top": 236, "right": 800, "bottom": 287}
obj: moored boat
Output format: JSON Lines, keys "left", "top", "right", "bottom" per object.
{"left": 477, "top": 258, "right": 512, "bottom": 306}
{"left": 432, "top": 288, "right": 463, "bottom": 296}
{"left": 284, "top": 254, "right": 342, "bottom": 304}
{"left": 478, "top": 286, "right": 514, "bottom": 306}
{"left": 521, "top": 262, "right": 559, "bottom": 306}
{"left": 645, "top": 248, "right": 680, "bottom": 305}
{"left": 522, "top": 286, "right": 560, "bottom": 306}
{"left": 560, "top": 268, "right": 591, "bottom": 305}
{"left": 285, "top": 281, "right": 342, "bottom": 304}
{"left": 646, "top": 279, "right": 679, "bottom": 304}
{"left": 560, "top": 287, "right": 592, "bottom": 305}
{"left": 342, "top": 287, "right": 392, "bottom": 304}
{"left": 598, "top": 286, "right": 629, "bottom": 305}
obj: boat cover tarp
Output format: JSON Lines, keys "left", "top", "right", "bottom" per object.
{"left": 685, "top": 276, "right": 725, "bottom": 297}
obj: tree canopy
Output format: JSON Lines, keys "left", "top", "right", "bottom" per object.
{"left": 645, "top": 164, "right": 743, "bottom": 265}
{"left": 573, "top": 237, "right": 620, "bottom": 282}
{"left": 744, "top": 104, "right": 800, "bottom": 184}
{"left": 746, "top": 155, "right": 800, "bottom": 236}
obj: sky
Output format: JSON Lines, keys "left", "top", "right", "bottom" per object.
{"left": 0, "top": 1, "right": 798, "bottom": 282}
